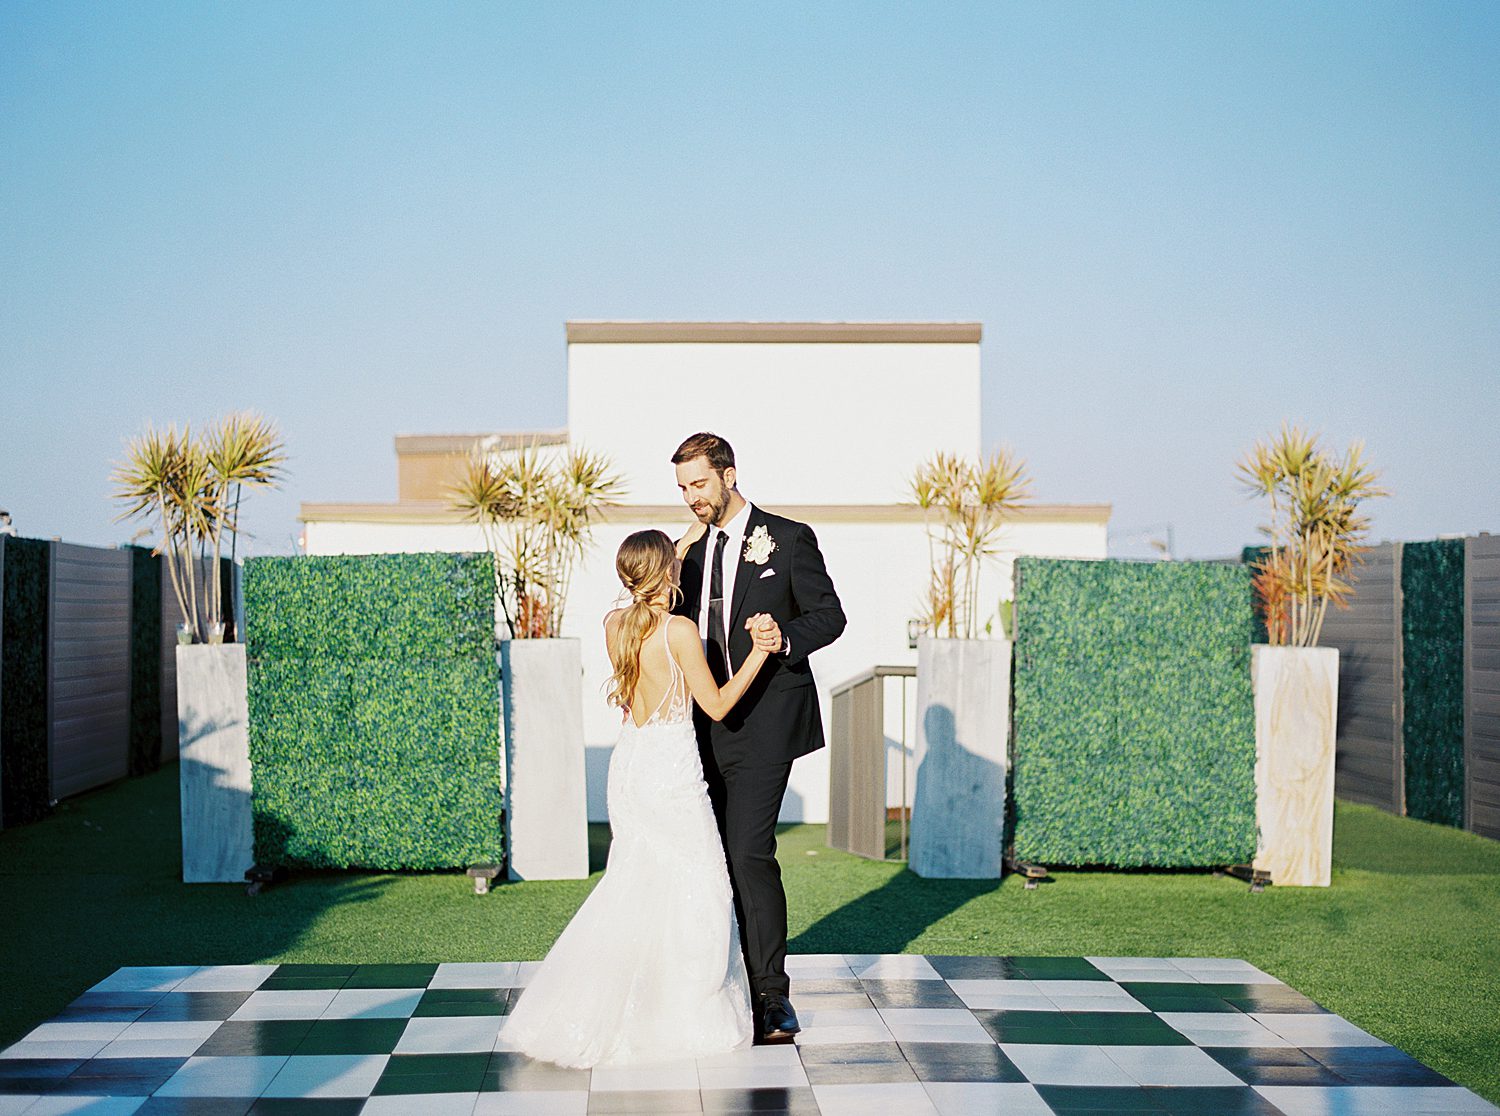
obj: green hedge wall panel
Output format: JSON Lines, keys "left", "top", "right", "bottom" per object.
{"left": 1402, "top": 539, "right": 1465, "bottom": 828}
{"left": 128, "top": 547, "right": 163, "bottom": 775}
{"left": 1012, "top": 556, "right": 1258, "bottom": 867}
{"left": 1, "top": 537, "right": 51, "bottom": 826}
{"left": 248, "top": 656, "right": 502, "bottom": 869}
{"left": 243, "top": 553, "right": 494, "bottom": 662}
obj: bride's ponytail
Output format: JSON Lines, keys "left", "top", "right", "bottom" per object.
{"left": 606, "top": 530, "right": 681, "bottom": 710}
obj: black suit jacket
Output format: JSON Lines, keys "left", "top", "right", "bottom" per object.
{"left": 674, "top": 504, "right": 847, "bottom": 769}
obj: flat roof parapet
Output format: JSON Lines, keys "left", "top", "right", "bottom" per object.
{"left": 565, "top": 321, "right": 983, "bottom": 344}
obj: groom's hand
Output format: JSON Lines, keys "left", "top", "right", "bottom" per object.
{"left": 747, "top": 614, "right": 783, "bottom": 653}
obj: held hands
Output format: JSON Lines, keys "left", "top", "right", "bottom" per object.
{"left": 746, "top": 613, "right": 782, "bottom": 654}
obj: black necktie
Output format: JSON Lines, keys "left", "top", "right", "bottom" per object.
{"left": 707, "top": 529, "right": 730, "bottom": 682}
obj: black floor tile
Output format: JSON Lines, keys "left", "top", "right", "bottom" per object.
{"left": 927, "top": 956, "right": 1023, "bottom": 980}
{"left": 246, "top": 1100, "right": 368, "bottom": 1115}
{"left": 899, "top": 1041, "right": 1027, "bottom": 1083}
{"left": 414, "top": 987, "right": 512, "bottom": 1016}
{"left": 1143, "top": 1085, "right": 1288, "bottom": 1116}
{"left": 293, "top": 1018, "right": 407, "bottom": 1055}
{"left": 138, "top": 991, "right": 256, "bottom": 1022}
{"left": 343, "top": 964, "right": 438, "bottom": 989}
{"left": 258, "top": 965, "right": 355, "bottom": 991}
{"left": 861, "top": 979, "right": 966, "bottom": 1009}
{"left": 0, "top": 1058, "right": 83, "bottom": 1080}
{"left": 1038, "top": 1085, "right": 1166, "bottom": 1111}
{"left": 195, "top": 1019, "right": 314, "bottom": 1057}
{"left": 383, "top": 1052, "right": 492, "bottom": 1077}
{"left": 66, "top": 1056, "right": 188, "bottom": 1080}
{"left": 1221, "top": 1064, "right": 1351, "bottom": 1086}
{"left": 587, "top": 1089, "right": 702, "bottom": 1113}
{"left": 371, "top": 1068, "right": 488, "bottom": 1095}
{"left": 53, "top": 1004, "right": 156, "bottom": 1023}
{"left": 702, "top": 1085, "right": 820, "bottom": 1114}
{"left": 801, "top": 1058, "right": 917, "bottom": 1085}
{"left": 49, "top": 1074, "right": 163, "bottom": 1095}
{"left": 1204, "top": 1046, "right": 1323, "bottom": 1070}
{"left": 793, "top": 1041, "right": 906, "bottom": 1065}
{"left": 1010, "top": 958, "right": 1110, "bottom": 981}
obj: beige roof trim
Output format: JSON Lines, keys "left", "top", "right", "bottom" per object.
{"left": 301, "top": 501, "right": 1110, "bottom": 526}
{"left": 395, "top": 431, "right": 568, "bottom": 455}
{"left": 565, "top": 321, "right": 983, "bottom": 344}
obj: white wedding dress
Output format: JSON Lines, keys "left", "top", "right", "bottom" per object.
{"left": 503, "top": 617, "right": 753, "bottom": 1067}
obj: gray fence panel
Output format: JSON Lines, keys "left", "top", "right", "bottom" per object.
{"left": 1318, "top": 542, "right": 1403, "bottom": 813}
{"left": 47, "top": 542, "right": 132, "bottom": 800}
{"left": 0, "top": 535, "right": 6, "bottom": 827}
{"left": 1466, "top": 535, "right": 1500, "bottom": 839}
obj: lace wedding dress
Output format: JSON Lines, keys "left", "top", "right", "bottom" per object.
{"left": 503, "top": 617, "right": 753, "bottom": 1066}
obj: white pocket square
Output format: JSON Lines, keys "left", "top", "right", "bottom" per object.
{"left": 759, "top": 567, "right": 777, "bottom": 579}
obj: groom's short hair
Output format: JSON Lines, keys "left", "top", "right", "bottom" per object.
{"left": 671, "top": 432, "right": 735, "bottom": 475}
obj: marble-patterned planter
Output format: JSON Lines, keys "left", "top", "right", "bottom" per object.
{"left": 502, "top": 638, "right": 589, "bottom": 881}
{"left": 1252, "top": 644, "right": 1339, "bottom": 887}
{"left": 177, "top": 644, "right": 254, "bottom": 884}
{"left": 909, "top": 636, "right": 1012, "bottom": 879}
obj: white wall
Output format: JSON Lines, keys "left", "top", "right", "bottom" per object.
{"left": 567, "top": 342, "right": 981, "bottom": 506}
{"left": 303, "top": 512, "right": 1106, "bottom": 823}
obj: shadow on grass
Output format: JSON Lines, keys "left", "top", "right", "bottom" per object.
{"left": 1331, "top": 799, "right": 1500, "bottom": 876}
{"left": 789, "top": 865, "right": 998, "bottom": 955}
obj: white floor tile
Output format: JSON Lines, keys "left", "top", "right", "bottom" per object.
{"left": 21, "top": 1023, "right": 129, "bottom": 1044}
{"left": 801, "top": 1007, "right": 885, "bottom": 1028}
{"left": 396, "top": 1016, "right": 502, "bottom": 1054}
{"left": 173, "top": 965, "right": 278, "bottom": 992}
{"left": 261, "top": 1053, "right": 388, "bottom": 1098}
{"left": 0, "top": 1040, "right": 114, "bottom": 1061}
{"left": 945, "top": 980, "right": 1056, "bottom": 1011}
{"left": 0, "top": 1097, "right": 40, "bottom": 1115}
{"left": 87, "top": 967, "right": 200, "bottom": 994}
{"left": 1102, "top": 1044, "right": 1244, "bottom": 1086}
{"left": 154, "top": 1055, "right": 288, "bottom": 1097}
{"left": 472, "top": 1092, "right": 589, "bottom": 1115}
{"left": 1045, "top": 994, "right": 1150, "bottom": 1013}
{"left": 589, "top": 1058, "right": 698, "bottom": 1092}
{"left": 1250, "top": 1012, "right": 1387, "bottom": 1046}
{"left": 886, "top": 1022, "right": 997, "bottom": 1045}
{"left": 97, "top": 1021, "right": 219, "bottom": 1058}
{"left": 1158, "top": 1011, "right": 1292, "bottom": 1047}
{"left": 877, "top": 1009, "right": 979, "bottom": 1027}
{"left": 20, "top": 1098, "right": 147, "bottom": 1115}
{"left": 696, "top": 1044, "right": 802, "bottom": 1069}
{"left": 229, "top": 989, "right": 337, "bottom": 1021}
{"left": 510, "top": 962, "right": 544, "bottom": 988}
{"left": 999, "top": 1043, "right": 1137, "bottom": 1086}
{"left": 1035, "top": 980, "right": 1128, "bottom": 998}
{"left": 429, "top": 962, "right": 520, "bottom": 989}
{"left": 1106, "top": 970, "right": 1203, "bottom": 984}
{"left": 923, "top": 1082, "right": 1053, "bottom": 1116}
{"left": 697, "top": 1056, "right": 809, "bottom": 1089}
{"left": 794, "top": 1024, "right": 896, "bottom": 1045}
{"left": 1085, "top": 957, "right": 1184, "bottom": 970}
{"left": 850, "top": 956, "right": 942, "bottom": 981}
{"left": 1253, "top": 1086, "right": 1500, "bottom": 1116}
{"left": 812, "top": 1081, "right": 939, "bottom": 1115}
{"left": 321, "top": 988, "right": 423, "bottom": 1020}
{"left": 362, "top": 1091, "right": 480, "bottom": 1115}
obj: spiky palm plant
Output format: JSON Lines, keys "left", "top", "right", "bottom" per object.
{"left": 909, "top": 448, "right": 1032, "bottom": 639}
{"left": 448, "top": 440, "right": 626, "bottom": 639}
{"left": 1236, "top": 422, "right": 1387, "bottom": 647}
{"left": 113, "top": 414, "right": 286, "bottom": 642}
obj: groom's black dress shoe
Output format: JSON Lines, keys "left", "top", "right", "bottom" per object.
{"left": 755, "top": 992, "right": 800, "bottom": 1044}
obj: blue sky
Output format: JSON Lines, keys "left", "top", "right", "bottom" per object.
{"left": 3, "top": 1, "right": 1496, "bottom": 559}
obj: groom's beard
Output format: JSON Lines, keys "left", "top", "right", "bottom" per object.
{"left": 692, "top": 483, "right": 731, "bottom": 527}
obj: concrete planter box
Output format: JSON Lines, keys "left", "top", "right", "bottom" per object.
{"left": 177, "top": 644, "right": 254, "bottom": 884}
{"left": 909, "top": 636, "right": 1012, "bottom": 879}
{"left": 1252, "top": 644, "right": 1339, "bottom": 887}
{"left": 502, "top": 637, "right": 589, "bottom": 880}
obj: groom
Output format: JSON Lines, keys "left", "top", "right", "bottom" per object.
{"left": 671, "top": 432, "right": 847, "bottom": 1042}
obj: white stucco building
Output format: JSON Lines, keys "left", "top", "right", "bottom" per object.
{"left": 301, "top": 321, "right": 1110, "bottom": 822}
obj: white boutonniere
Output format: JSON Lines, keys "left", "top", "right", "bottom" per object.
{"left": 743, "top": 525, "right": 777, "bottom": 565}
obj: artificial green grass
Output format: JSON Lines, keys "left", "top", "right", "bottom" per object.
{"left": 2, "top": 761, "right": 1497, "bottom": 1101}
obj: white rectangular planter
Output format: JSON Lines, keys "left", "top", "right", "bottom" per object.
{"left": 909, "top": 636, "right": 1011, "bottom": 879}
{"left": 502, "top": 638, "right": 590, "bottom": 881}
{"left": 177, "top": 644, "right": 255, "bottom": 884}
{"left": 1252, "top": 644, "right": 1339, "bottom": 887}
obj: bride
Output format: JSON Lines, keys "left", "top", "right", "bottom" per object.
{"left": 502, "top": 527, "right": 781, "bottom": 1067}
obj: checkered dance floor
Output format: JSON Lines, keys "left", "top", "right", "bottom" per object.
{"left": 3, "top": 955, "right": 1495, "bottom": 1115}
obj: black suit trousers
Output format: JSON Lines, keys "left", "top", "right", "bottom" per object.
{"left": 699, "top": 743, "right": 793, "bottom": 1000}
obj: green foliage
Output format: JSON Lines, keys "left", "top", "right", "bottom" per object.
{"left": 128, "top": 547, "right": 163, "bottom": 776}
{"left": 1242, "top": 545, "right": 1270, "bottom": 644}
{"left": 1012, "top": 557, "right": 1258, "bottom": 867}
{"left": 243, "top": 553, "right": 494, "bottom": 661}
{"left": 1, "top": 537, "right": 51, "bottom": 827}
{"left": 244, "top": 553, "right": 502, "bottom": 869}
{"left": 1402, "top": 539, "right": 1466, "bottom": 828}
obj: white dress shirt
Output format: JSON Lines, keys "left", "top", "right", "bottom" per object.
{"left": 697, "top": 500, "right": 754, "bottom": 645}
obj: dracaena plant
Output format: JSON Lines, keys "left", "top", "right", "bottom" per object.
{"left": 448, "top": 439, "right": 626, "bottom": 639}
{"left": 112, "top": 413, "right": 287, "bottom": 642}
{"left": 909, "top": 449, "right": 1032, "bottom": 639}
{"left": 1236, "top": 421, "right": 1388, "bottom": 647}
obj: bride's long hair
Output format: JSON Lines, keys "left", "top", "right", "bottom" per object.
{"left": 605, "top": 529, "right": 682, "bottom": 711}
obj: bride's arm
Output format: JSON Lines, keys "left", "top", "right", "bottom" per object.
{"left": 668, "top": 614, "right": 773, "bottom": 721}
{"left": 675, "top": 520, "right": 708, "bottom": 559}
